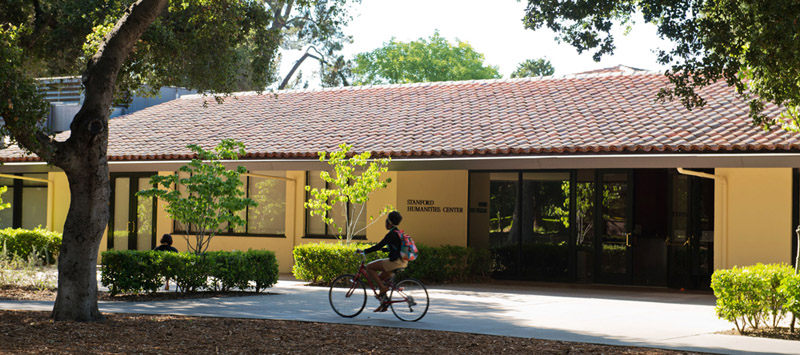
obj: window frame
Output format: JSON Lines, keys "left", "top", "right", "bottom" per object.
{"left": 303, "top": 171, "right": 367, "bottom": 240}
{"left": 171, "top": 171, "right": 287, "bottom": 238}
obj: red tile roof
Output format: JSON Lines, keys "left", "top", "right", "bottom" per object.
{"left": 0, "top": 70, "right": 795, "bottom": 162}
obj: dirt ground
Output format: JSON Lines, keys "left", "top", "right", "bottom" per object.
{"left": 0, "top": 286, "right": 715, "bottom": 355}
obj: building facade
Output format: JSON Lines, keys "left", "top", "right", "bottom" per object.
{"left": 1, "top": 67, "right": 798, "bottom": 289}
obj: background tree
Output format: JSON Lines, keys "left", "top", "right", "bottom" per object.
{"left": 304, "top": 143, "right": 392, "bottom": 243}
{"left": 0, "top": 0, "right": 349, "bottom": 321}
{"left": 511, "top": 58, "right": 555, "bottom": 78}
{"left": 351, "top": 31, "right": 501, "bottom": 85}
{"left": 272, "top": 0, "right": 360, "bottom": 88}
{"left": 522, "top": 0, "right": 800, "bottom": 129}
{"left": 138, "top": 140, "right": 256, "bottom": 254}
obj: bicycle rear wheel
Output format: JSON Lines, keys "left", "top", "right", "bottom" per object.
{"left": 389, "top": 278, "right": 429, "bottom": 321}
{"left": 329, "top": 274, "right": 367, "bottom": 318}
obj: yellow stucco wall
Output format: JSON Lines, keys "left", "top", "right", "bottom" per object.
{"left": 715, "top": 168, "right": 792, "bottom": 269}
{"left": 364, "top": 171, "right": 398, "bottom": 242}
{"left": 47, "top": 172, "right": 70, "bottom": 233}
{"left": 395, "top": 170, "right": 468, "bottom": 247}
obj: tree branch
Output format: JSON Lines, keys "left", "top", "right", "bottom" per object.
{"left": 62, "top": 0, "right": 168, "bottom": 160}
{"left": 278, "top": 46, "right": 349, "bottom": 89}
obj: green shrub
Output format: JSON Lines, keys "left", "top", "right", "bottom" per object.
{"left": 101, "top": 249, "right": 278, "bottom": 295}
{"left": 246, "top": 249, "right": 279, "bottom": 292}
{"left": 292, "top": 242, "right": 383, "bottom": 284}
{"left": 101, "top": 250, "right": 164, "bottom": 295}
{"left": 781, "top": 273, "right": 800, "bottom": 323}
{"left": 292, "top": 242, "right": 491, "bottom": 284}
{"left": 0, "top": 228, "right": 62, "bottom": 264}
{"left": 711, "top": 263, "right": 795, "bottom": 333}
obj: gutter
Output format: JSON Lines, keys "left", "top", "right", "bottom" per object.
{"left": 676, "top": 168, "right": 728, "bottom": 269}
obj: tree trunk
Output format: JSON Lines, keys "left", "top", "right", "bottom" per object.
{"left": 51, "top": 140, "right": 109, "bottom": 321}
{"left": 47, "top": 0, "right": 168, "bottom": 321}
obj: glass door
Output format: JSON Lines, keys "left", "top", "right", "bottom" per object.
{"left": 596, "top": 171, "right": 633, "bottom": 283}
{"left": 109, "top": 173, "right": 157, "bottom": 250}
{"left": 668, "top": 171, "right": 714, "bottom": 289}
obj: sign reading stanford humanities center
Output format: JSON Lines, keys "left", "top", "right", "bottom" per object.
{"left": 406, "top": 199, "right": 464, "bottom": 213}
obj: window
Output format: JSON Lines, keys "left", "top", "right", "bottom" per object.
{"left": 172, "top": 171, "right": 287, "bottom": 237}
{"left": 305, "top": 171, "right": 366, "bottom": 239}
{"left": 0, "top": 174, "right": 47, "bottom": 229}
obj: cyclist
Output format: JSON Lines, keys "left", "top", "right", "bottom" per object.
{"left": 357, "top": 211, "right": 406, "bottom": 312}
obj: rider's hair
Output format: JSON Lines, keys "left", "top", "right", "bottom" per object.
{"left": 387, "top": 211, "right": 402, "bottom": 226}
{"left": 160, "top": 234, "right": 173, "bottom": 246}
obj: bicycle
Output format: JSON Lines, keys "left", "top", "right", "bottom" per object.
{"left": 328, "top": 252, "right": 429, "bottom": 322}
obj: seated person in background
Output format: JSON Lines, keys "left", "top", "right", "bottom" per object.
{"left": 153, "top": 234, "right": 178, "bottom": 290}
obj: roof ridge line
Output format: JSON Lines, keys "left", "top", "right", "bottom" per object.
{"left": 178, "top": 67, "right": 664, "bottom": 99}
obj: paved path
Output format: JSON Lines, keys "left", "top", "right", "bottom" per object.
{"left": 2, "top": 280, "right": 799, "bottom": 355}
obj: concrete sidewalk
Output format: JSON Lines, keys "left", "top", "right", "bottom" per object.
{"left": 2, "top": 279, "right": 799, "bottom": 355}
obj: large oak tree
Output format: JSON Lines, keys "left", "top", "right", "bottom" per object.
{"left": 523, "top": 0, "right": 800, "bottom": 129}
{"left": 0, "top": 0, "right": 356, "bottom": 321}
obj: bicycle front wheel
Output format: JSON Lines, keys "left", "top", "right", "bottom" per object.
{"left": 329, "top": 274, "right": 367, "bottom": 318}
{"left": 390, "top": 278, "right": 429, "bottom": 322}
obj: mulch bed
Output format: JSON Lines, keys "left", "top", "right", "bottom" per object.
{"left": 0, "top": 310, "right": 706, "bottom": 354}
{"left": 0, "top": 285, "right": 714, "bottom": 354}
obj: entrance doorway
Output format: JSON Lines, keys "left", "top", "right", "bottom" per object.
{"left": 470, "top": 168, "right": 714, "bottom": 289}
{"left": 108, "top": 173, "right": 157, "bottom": 251}
{"left": 667, "top": 170, "right": 715, "bottom": 289}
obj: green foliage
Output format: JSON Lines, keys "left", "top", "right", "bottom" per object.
{"left": 100, "top": 249, "right": 278, "bottom": 295}
{"left": 511, "top": 58, "right": 555, "bottom": 78}
{"left": 0, "top": 228, "right": 62, "bottom": 264}
{"left": 404, "top": 245, "right": 492, "bottom": 284}
{"left": 206, "top": 251, "right": 250, "bottom": 292}
{"left": 304, "top": 143, "right": 392, "bottom": 243}
{"left": 351, "top": 31, "right": 501, "bottom": 85}
{"left": 522, "top": 0, "right": 800, "bottom": 129}
{"left": 711, "top": 263, "right": 795, "bottom": 333}
{"left": 292, "top": 242, "right": 382, "bottom": 284}
{"left": 781, "top": 273, "right": 800, "bottom": 322}
{"left": 138, "top": 139, "right": 257, "bottom": 254}
{"left": 292, "top": 242, "right": 490, "bottom": 284}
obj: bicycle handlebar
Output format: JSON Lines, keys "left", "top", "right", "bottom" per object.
{"left": 355, "top": 249, "right": 367, "bottom": 262}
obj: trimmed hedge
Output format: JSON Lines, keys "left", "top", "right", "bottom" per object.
{"left": 0, "top": 228, "right": 62, "bottom": 264}
{"left": 101, "top": 249, "right": 278, "bottom": 295}
{"left": 292, "top": 242, "right": 491, "bottom": 284}
{"left": 711, "top": 263, "right": 799, "bottom": 333}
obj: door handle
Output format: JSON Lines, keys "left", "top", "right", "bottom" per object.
{"left": 683, "top": 236, "right": 691, "bottom": 247}
{"left": 626, "top": 233, "right": 632, "bottom": 247}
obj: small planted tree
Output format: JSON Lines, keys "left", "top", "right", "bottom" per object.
{"left": 305, "top": 143, "right": 392, "bottom": 243}
{"left": 138, "top": 139, "right": 256, "bottom": 253}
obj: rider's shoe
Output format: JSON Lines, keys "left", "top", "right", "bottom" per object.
{"left": 373, "top": 295, "right": 389, "bottom": 312}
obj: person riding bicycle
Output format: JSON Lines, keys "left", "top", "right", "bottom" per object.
{"left": 357, "top": 211, "right": 407, "bottom": 312}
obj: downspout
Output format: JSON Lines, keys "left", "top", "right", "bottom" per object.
{"left": 676, "top": 168, "right": 728, "bottom": 269}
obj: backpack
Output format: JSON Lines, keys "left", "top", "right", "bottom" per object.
{"left": 395, "top": 229, "right": 418, "bottom": 261}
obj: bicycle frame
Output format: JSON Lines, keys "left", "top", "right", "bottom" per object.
{"left": 350, "top": 253, "right": 405, "bottom": 307}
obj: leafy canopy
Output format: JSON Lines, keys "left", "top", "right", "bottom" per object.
{"left": 351, "top": 31, "right": 501, "bottom": 85}
{"left": 304, "top": 143, "right": 392, "bottom": 243}
{"left": 138, "top": 139, "right": 256, "bottom": 254}
{"left": 511, "top": 58, "right": 555, "bottom": 78}
{"left": 522, "top": 0, "right": 800, "bottom": 129}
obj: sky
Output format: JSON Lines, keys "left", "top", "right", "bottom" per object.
{"left": 277, "top": 0, "right": 674, "bottom": 87}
